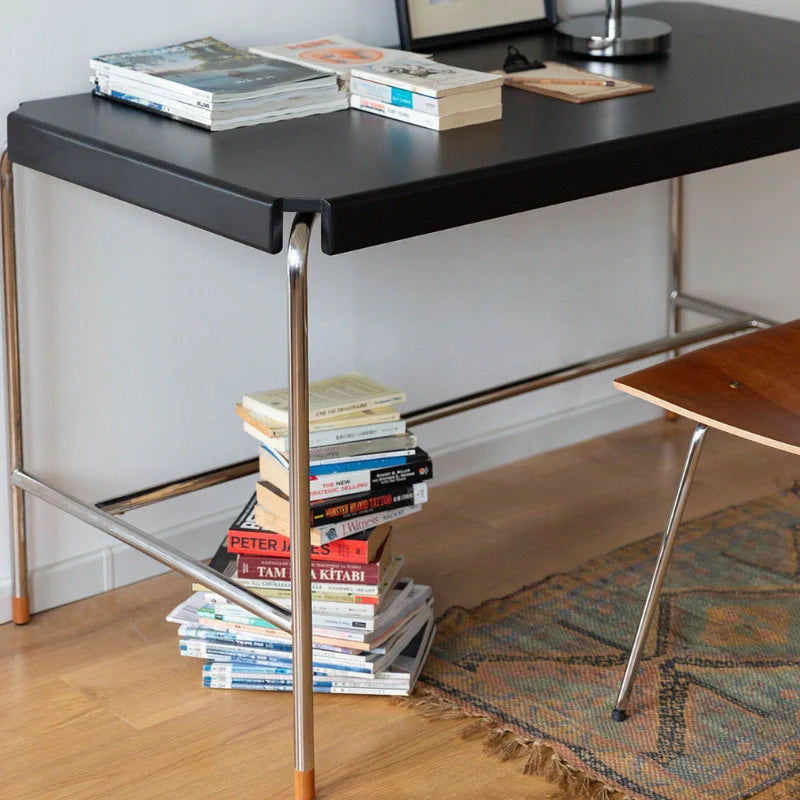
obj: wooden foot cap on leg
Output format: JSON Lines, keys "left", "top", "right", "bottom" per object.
{"left": 12, "top": 595, "right": 30, "bottom": 624}
{"left": 294, "top": 769, "right": 315, "bottom": 800}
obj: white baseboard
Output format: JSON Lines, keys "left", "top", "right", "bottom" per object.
{"left": 430, "top": 393, "right": 659, "bottom": 486}
{"left": 0, "top": 508, "right": 234, "bottom": 624}
{"left": 0, "top": 394, "right": 657, "bottom": 624}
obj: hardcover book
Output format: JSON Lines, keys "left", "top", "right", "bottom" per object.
{"left": 242, "top": 372, "right": 406, "bottom": 424}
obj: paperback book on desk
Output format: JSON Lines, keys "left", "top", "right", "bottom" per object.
{"left": 90, "top": 37, "right": 346, "bottom": 130}
{"left": 349, "top": 58, "right": 502, "bottom": 130}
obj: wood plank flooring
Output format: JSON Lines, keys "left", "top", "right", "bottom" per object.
{"left": 2, "top": 418, "right": 798, "bottom": 800}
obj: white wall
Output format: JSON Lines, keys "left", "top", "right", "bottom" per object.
{"left": 0, "top": 0, "right": 798, "bottom": 621}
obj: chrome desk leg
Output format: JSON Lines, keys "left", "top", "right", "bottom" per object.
{"left": 612, "top": 422, "right": 708, "bottom": 721}
{"left": 668, "top": 175, "right": 683, "bottom": 352}
{"left": 287, "top": 213, "right": 316, "bottom": 800}
{"left": 1, "top": 148, "right": 29, "bottom": 624}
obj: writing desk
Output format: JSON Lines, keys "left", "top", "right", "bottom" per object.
{"left": 3, "top": 4, "right": 800, "bottom": 797}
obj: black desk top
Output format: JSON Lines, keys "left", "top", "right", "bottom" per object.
{"left": 8, "top": 3, "right": 800, "bottom": 255}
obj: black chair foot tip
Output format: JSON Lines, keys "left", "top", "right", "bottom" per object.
{"left": 612, "top": 708, "right": 627, "bottom": 722}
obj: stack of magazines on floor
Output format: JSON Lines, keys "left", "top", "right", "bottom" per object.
{"left": 167, "top": 372, "right": 436, "bottom": 695}
{"left": 90, "top": 36, "right": 347, "bottom": 130}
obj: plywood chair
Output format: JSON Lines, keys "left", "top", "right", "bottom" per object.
{"left": 611, "top": 319, "right": 800, "bottom": 721}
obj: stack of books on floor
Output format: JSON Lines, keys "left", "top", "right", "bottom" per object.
{"left": 348, "top": 57, "right": 503, "bottom": 130}
{"left": 166, "top": 372, "right": 436, "bottom": 695}
{"left": 90, "top": 36, "right": 346, "bottom": 130}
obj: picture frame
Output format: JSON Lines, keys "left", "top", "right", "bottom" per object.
{"left": 395, "top": 0, "right": 558, "bottom": 52}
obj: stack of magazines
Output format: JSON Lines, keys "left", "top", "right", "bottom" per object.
{"left": 90, "top": 37, "right": 347, "bottom": 130}
{"left": 166, "top": 372, "right": 436, "bottom": 695}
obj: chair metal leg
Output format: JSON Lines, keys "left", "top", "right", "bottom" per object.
{"left": 287, "top": 213, "right": 316, "bottom": 800}
{"left": 612, "top": 422, "right": 708, "bottom": 721}
{"left": 1, "top": 148, "right": 30, "bottom": 624}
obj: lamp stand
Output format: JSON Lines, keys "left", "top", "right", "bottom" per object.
{"left": 556, "top": 0, "right": 671, "bottom": 58}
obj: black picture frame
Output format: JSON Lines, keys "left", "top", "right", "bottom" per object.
{"left": 395, "top": 0, "right": 557, "bottom": 52}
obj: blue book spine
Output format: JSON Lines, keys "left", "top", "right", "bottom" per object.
{"left": 308, "top": 455, "right": 407, "bottom": 476}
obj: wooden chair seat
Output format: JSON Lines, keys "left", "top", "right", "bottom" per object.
{"left": 613, "top": 319, "right": 800, "bottom": 455}
{"left": 611, "top": 318, "right": 800, "bottom": 721}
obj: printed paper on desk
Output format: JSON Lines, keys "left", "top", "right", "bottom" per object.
{"left": 500, "top": 61, "right": 653, "bottom": 103}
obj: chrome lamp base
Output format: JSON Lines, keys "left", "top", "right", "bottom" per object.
{"left": 556, "top": 15, "right": 672, "bottom": 58}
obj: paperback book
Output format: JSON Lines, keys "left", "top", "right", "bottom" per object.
{"left": 259, "top": 444, "right": 432, "bottom": 499}
{"left": 351, "top": 94, "right": 502, "bottom": 130}
{"left": 255, "top": 480, "right": 428, "bottom": 536}
{"left": 242, "top": 372, "right": 406, "bottom": 424}
{"left": 350, "top": 58, "right": 503, "bottom": 99}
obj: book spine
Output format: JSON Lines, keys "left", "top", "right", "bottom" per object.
{"left": 227, "top": 525, "right": 389, "bottom": 563}
{"left": 232, "top": 582, "right": 381, "bottom": 605}
{"left": 270, "top": 418, "right": 408, "bottom": 449}
{"left": 202, "top": 678, "right": 411, "bottom": 695}
{"left": 307, "top": 454, "right": 411, "bottom": 476}
{"left": 307, "top": 433, "right": 417, "bottom": 461}
{"left": 349, "top": 76, "right": 440, "bottom": 114}
{"left": 310, "top": 503, "right": 422, "bottom": 546}
{"left": 235, "top": 576, "right": 382, "bottom": 596}
{"left": 350, "top": 94, "right": 443, "bottom": 130}
{"left": 308, "top": 455, "right": 432, "bottom": 498}
{"left": 237, "top": 556, "right": 382, "bottom": 584}
{"left": 203, "top": 592, "right": 377, "bottom": 618}
{"left": 309, "top": 391, "right": 405, "bottom": 422}
{"left": 309, "top": 481, "right": 427, "bottom": 526}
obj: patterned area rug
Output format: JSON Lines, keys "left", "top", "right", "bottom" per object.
{"left": 411, "top": 486, "right": 800, "bottom": 800}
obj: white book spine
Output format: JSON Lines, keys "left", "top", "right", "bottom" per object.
{"left": 245, "top": 418, "right": 406, "bottom": 449}
{"left": 349, "top": 76, "right": 440, "bottom": 115}
{"left": 313, "top": 503, "right": 423, "bottom": 544}
{"left": 351, "top": 93, "right": 441, "bottom": 129}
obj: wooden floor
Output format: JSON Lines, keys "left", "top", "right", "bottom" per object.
{"left": 2, "top": 418, "right": 799, "bottom": 800}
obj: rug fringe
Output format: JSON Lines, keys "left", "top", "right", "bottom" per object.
{"left": 399, "top": 690, "right": 631, "bottom": 800}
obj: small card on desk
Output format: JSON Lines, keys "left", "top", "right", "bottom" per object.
{"left": 500, "top": 61, "right": 653, "bottom": 103}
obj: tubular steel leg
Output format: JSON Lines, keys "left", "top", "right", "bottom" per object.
{"left": 663, "top": 176, "right": 684, "bottom": 421}
{"left": 1, "top": 148, "right": 29, "bottom": 624}
{"left": 612, "top": 422, "right": 708, "bottom": 721}
{"left": 287, "top": 213, "right": 316, "bottom": 800}
{"left": 668, "top": 175, "right": 683, "bottom": 348}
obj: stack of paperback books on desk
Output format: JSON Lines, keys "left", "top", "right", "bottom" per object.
{"left": 90, "top": 37, "right": 346, "bottom": 131}
{"left": 166, "top": 372, "right": 436, "bottom": 695}
{"left": 349, "top": 58, "right": 503, "bottom": 131}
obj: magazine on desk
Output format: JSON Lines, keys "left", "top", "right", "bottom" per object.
{"left": 248, "top": 34, "right": 429, "bottom": 87}
{"left": 90, "top": 36, "right": 346, "bottom": 129}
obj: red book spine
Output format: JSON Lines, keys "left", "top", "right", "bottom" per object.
{"left": 237, "top": 555, "right": 382, "bottom": 584}
{"left": 226, "top": 530, "right": 372, "bottom": 563}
